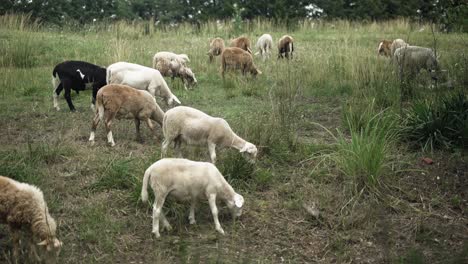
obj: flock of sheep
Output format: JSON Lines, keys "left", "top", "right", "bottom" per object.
{"left": 1, "top": 32, "right": 447, "bottom": 262}
{"left": 0, "top": 33, "right": 295, "bottom": 262}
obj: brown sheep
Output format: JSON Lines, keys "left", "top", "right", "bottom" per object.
{"left": 89, "top": 84, "right": 165, "bottom": 146}
{"left": 377, "top": 40, "right": 392, "bottom": 57}
{"left": 0, "top": 175, "right": 62, "bottom": 263}
{"left": 208, "top": 37, "right": 225, "bottom": 62}
{"left": 221, "top": 47, "right": 262, "bottom": 78}
{"left": 230, "top": 36, "right": 252, "bottom": 54}
{"left": 278, "top": 35, "right": 294, "bottom": 59}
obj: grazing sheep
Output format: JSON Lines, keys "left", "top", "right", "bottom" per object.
{"left": 230, "top": 36, "right": 252, "bottom": 54}
{"left": 107, "top": 62, "right": 181, "bottom": 106}
{"left": 255, "top": 34, "right": 273, "bottom": 61}
{"left": 220, "top": 47, "right": 262, "bottom": 78}
{"left": 141, "top": 158, "right": 245, "bottom": 237}
{"left": 153, "top": 51, "right": 190, "bottom": 67}
{"left": 154, "top": 57, "right": 197, "bottom": 90}
{"left": 0, "top": 175, "right": 62, "bottom": 262}
{"left": 278, "top": 35, "right": 294, "bottom": 59}
{"left": 390, "top": 39, "right": 408, "bottom": 58}
{"left": 162, "top": 106, "right": 258, "bottom": 164}
{"left": 377, "top": 40, "right": 392, "bottom": 57}
{"left": 89, "top": 84, "right": 164, "bottom": 147}
{"left": 208, "top": 37, "right": 225, "bottom": 62}
{"left": 52, "top": 60, "right": 107, "bottom": 111}
{"left": 394, "top": 46, "right": 440, "bottom": 81}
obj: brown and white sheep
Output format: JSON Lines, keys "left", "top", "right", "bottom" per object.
{"left": 377, "top": 40, "right": 393, "bottom": 57}
{"left": 278, "top": 35, "right": 294, "bottom": 59}
{"left": 89, "top": 84, "right": 165, "bottom": 146}
{"left": 0, "top": 176, "right": 62, "bottom": 262}
{"left": 208, "top": 37, "right": 225, "bottom": 62}
{"left": 154, "top": 58, "right": 197, "bottom": 90}
{"left": 230, "top": 36, "right": 252, "bottom": 54}
{"left": 220, "top": 47, "right": 262, "bottom": 78}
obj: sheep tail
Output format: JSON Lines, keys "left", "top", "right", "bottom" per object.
{"left": 95, "top": 91, "right": 105, "bottom": 120}
{"left": 141, "top": 168, "right": 152, "bottom": 203}
{"left": 288, "top": 42, "right": 293, "bottom": 54}
{"left": 106, "top": 67, "right": 111, "bottom": 84}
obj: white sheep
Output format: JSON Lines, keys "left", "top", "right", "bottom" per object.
{"left": 394, "top": 45, "right": 440, "bottom": 81}
{"left": 390, "top": 38, "right": 408, "bottom": 58}
{"left": 0, "top": 175, "right": 62, "bottom": 262}
{"left": 89, "top": 84, "right": 165, "bottom": 146}
{"left": 162, "top": 106, "right": 258, "bottom": 164}
{"left": 107, "top": 61, "right": 181, "bottom": 106}
{"left": 153, "top": 51, "right": 190, "bottom": 67}
{"left": 154, "top": 57, "right": 197, "bottom": 90}
{"left": 141, "top": 158, "right": 245, "bottom": 237}
{"left": 255, "top": 34, "right": 273, "bottom": 61}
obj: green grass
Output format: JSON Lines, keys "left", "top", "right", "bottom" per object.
{"left": 0, "top": 15, "right": 467, "bottom": 263}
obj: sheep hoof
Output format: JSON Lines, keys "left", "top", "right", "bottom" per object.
{"left": 109, "top": 142, "right": 116, "bottom": 147}
{"left": 216, "top": 228, "right": 225, "bottom": 235}
{"left": 152, "top": 231, "right": 161, "bottom": 238}
{"left": 89, "top": 140, "right": 95, "bottom": 146}
{"left": 189, "top": 219, "right": 196, "bottom": 225}
{"left": 164, "top": 224, "right": 173, "bottom": 231}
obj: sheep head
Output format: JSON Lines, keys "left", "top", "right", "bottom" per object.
{"left": 240, "top": 142, "right": 257, "bottom": 163}
{"left": 226, "top": 193, "right": 244, "bottom": 218}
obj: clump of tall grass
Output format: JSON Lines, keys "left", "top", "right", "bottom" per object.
{"left": 0, "top": 36, "right": 38, "bottom": 68}
{"left": 402, "top": 92, "right": 468, "bottom": 150}
{"left": 0, "top": 13, "right": 40, "bottom": 31}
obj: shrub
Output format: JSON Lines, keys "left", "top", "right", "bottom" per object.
{"left": 402, "top": 92, "right": 468, "bottom": 150}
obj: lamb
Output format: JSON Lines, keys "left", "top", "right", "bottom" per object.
{"left": 153, "top": 51, "right": 190, "bottom": 67}
{"left": 394, "top": 45, "right": 440, "bottom": 81}
{"left": 207, "top": 37, "right": 225, "bottom": 62}
{"left": 154, "top": 57, "right": 197, "bottom": 90}
{"left": 89, "top": 84, "right": 164, "bottom": 147}
{"left": 0, "top": 175, "right": 62, "bottom": 262}
{"left": 52, "top": 60, "right": 107, "bottom": 111}
{"left": 377, "top": 40, "right": 392, "bottom": 57}
{"left": 220, "top": 47, "right": 262, "bottom": 78}
{"left": 162, "top": 106, "right": 258, "bottom": 164}
{"left": 230, "top": 36, "right": 252, "bottom": 54}
{"left": 141, "top": 158, "right": 245, "bottom": 237}
{"left": 255, "top": 34, "right": 273, "bottom": 61}
{"left": 107, "top": 61, "right": 181, "bottom": 106}
{"left": 390, "top": 39, "right": 408, "bottom": 58}
{"left": 278, "top": 35, "right": 294, "bottom": 59}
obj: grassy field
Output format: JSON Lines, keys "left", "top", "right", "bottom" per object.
{"left": 0, "top": 14, "right": 467, "bottom": 263}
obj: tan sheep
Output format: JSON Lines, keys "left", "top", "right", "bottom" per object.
{"left": 154, "top": 57, "right": 197, "bottom": 90}
{"left": 278, "top": 35, "right": 294, "bottom": 59}
{"left": 230, "top": 36, "right": 252, "bottom": 54}
{"left": 208, "top": 37, "right": 225, "bottom": 62}
{"left": 0, "top": 176, "right": 62, "bottom": 263}
{"left": 220, "top": 47, "right": 262, "bottom": 78}
{"left": 89, "top": 84, "right": 165, "bottom": 146}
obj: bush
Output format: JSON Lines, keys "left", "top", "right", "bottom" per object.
{"left": 403, "top": 92, "right": 468, "bottom": 150}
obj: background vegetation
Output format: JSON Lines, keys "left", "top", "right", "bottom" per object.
{"left": 0, "top": 14, "right": 467, "bottom": 263}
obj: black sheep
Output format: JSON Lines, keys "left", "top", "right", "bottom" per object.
{"left": 52, "top": 60, "right": 107, "bottom": 111}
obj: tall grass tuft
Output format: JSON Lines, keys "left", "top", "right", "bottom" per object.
{"left": 325, "top": 109, "right": 398, "bottom": 194}
{"left": 402, "top": 92, "right": 468, "bottom": 150}
{"left": 0, "top": 36, "right": 38, "bottom": 68}
{"left": 0, "top": 13, "right": 40, "bottom": 31}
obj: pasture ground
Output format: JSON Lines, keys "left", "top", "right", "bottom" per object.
{"left": 0, "top": 17, "right": 467, "bottom": 263}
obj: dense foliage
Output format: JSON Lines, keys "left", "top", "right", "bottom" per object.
{"left": 1, "top": 0, "right": 467, "bottom": 31}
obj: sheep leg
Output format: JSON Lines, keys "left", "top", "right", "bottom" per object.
{"left": 53, "top": 82, "right": 63, "bottom": 111}
{"left": 174, "top": 138, "right": 183, "bottom": 158}
{"left": 188, "top": 197, "right": 197, "bottom": 224}
{"left": 134, "top": 119, "right": 142, "bottom": 142}
{"left": 89, "top": 112, "right": 100, "bottom": 144}
{"left": 9, "top": 226, "right": 20, "bottom": 263}
{"left": 161, "top": 137, "right": 173, "bottom": 158}
{"left": 28, "top": 240, "right": 41, "bottom": 262}
{"left": 208, "top": 142, "right": 216, "bottom": 164}
{"left": 152, "top": 194, "right": 167, "bottom": 238}
{"left": 159, "top": 211, "right": 172, "bottom": 231}
{"left": 62, "top": 79, "right": 76, "bottom": 112}
{"left": 104, "top": 112, "right": 116, "bottom": 146}
{"left": 208, "top": 194, "right": 224, "bottom": 235}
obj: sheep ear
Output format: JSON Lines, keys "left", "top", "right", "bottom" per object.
{"left": 234, "top": 194, "right": 244, "bottom": 208}
{"left": 172, "top": 95, "right": 181, "bottom": 105}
